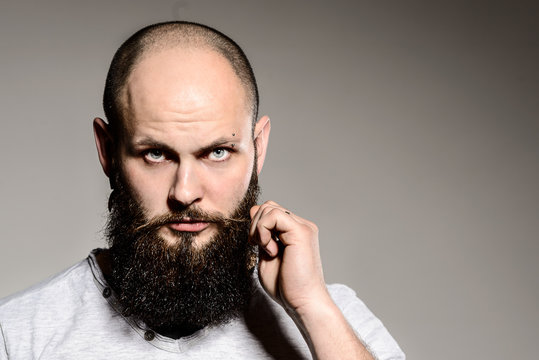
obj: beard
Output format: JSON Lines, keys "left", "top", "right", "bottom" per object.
{"left": 105, "top": 168, "right": 260, "bottom": 333}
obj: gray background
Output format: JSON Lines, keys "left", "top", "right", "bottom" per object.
{"left": 1, "top": 0, "right": 538, "bottom": 359}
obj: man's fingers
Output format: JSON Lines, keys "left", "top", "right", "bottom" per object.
{"left": 250, "top": 206, "right": 300, "bottom": 257}
{"left": 250, "top": 202, "right": 287, "bottom": 237}
{"left": 250, "top": 210, "right": 281, "bottom": 256}
{"left": 249, "top": 205, "right": 260, "bottom": 219}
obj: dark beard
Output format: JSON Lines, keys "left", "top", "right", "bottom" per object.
{"left": 105, "top": 169, "right": 260, "bottom": 332}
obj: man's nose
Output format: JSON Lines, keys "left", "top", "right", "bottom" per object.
{"left": 168, "top": 162, "right": 203, "bottom": 208}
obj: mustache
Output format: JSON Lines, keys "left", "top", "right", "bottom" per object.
{"left": 133, "top": 207, "right": 251, "bottom": 234}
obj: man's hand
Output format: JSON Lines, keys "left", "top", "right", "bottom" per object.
{"left": 249, "top": 200, "right": 330, "bottom": 312}
{"left": 249, "top": 201, "right": 374, "bottom": 360}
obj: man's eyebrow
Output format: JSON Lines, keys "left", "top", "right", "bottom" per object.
{"left": 196, "top": 137, "right": 238, "bottom": 155}
{"left": 130, "top": 136, "right": 238, "bottom": 155}
{"left": 130, "top": 138, "right": 176, "bottom": 154}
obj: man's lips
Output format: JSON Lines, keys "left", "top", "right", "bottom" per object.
{"left": 167, "top": 219, "right": 210, "bottom": 232}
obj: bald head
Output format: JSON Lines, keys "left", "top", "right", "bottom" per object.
{"left": 103, "top": 21, "right": 259, "bottom": 140}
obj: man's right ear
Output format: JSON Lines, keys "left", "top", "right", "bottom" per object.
{"left": 93, "top": 117, "right": 114, "bottom": 179}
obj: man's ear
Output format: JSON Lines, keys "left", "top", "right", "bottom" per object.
{"left": 93, "top": 117, "right": 114, "bottom": 179}
{"left": 253, "top": 115, "right": 271, "bottom": 175}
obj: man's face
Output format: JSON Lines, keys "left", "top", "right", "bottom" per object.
{"left": 118, "top": 47, "right": 256, "bottom": 247}
{"left": 96, "top": 47, "right": 270, "bottom": 330}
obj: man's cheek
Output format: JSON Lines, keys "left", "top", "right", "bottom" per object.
{"left": 208, "top": 168, "right": 246, "bottom": 196}
{"left": 124, "top": 181, "right": 164, "bottom": 219}
{"left": 225, "top": 180, "right": 252, "bottom": 213}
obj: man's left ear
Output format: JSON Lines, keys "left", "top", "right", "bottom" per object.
{"left": 253, "top": 115, "right": 271, "bottom": 174}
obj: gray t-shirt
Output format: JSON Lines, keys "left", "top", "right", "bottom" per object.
{"left": 0, "top": 249, "right": 404, "bottom": 359}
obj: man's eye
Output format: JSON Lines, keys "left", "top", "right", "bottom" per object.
{"left": 144, "top": 149, "right": 165, "bottom": 162}
{"left": 208, "top": 148, "right": 230, "bottom": 161}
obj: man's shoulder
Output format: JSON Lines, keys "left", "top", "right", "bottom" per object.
{"left": 0, "top": 256, "right": 92, "bottom": 321}
{"left": 0, "top": 251, "right": 129, "bottom": 357}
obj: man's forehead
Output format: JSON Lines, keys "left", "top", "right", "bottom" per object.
{"left": 120, "top": 46, "right": 250, "bottom": 130}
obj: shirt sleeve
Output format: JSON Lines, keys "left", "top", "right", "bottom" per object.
{"left": 0, "top": 322, "right": 8, "bottom": 360}
{"left": 328, "top": 284, "right": 405, "bottom": 360}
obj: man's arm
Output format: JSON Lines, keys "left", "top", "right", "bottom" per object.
{"left": 249, "top": 201, "right": 375, "bottom": 360}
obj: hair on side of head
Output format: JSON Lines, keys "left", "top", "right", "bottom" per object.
{"left": 102, "top": 21, "right": 259, "bottom": 142}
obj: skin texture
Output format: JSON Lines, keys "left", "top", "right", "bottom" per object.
{"left": 94, "top": 45, "right": 373, "bottom": 360}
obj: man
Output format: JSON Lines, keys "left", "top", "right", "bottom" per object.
{"left": 0, "top": 22, "right": 404, "bottom": 359}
